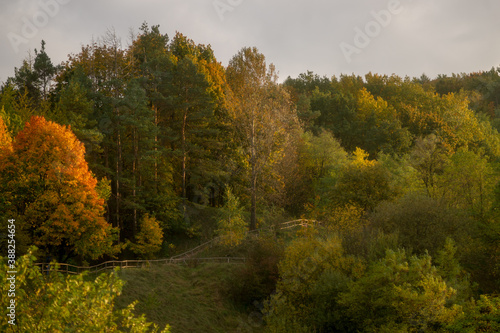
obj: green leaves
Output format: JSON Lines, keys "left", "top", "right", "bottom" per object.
{"left": 216, "top": 187, "right": 247, "bottom": 247}
{"left": 227, "top": 47, "right": 299, "bottom": 229}
{"left": 264, "top": 234, "right": 364, "bottom": 332}
{"left": 339, "top": 249, "right": 462, "bottom": 332}
{"left": 0, "top": 248, "right": 170, "bottom": 332}
{"left": 447, "top": 295, "right": 500, "bottom": 332}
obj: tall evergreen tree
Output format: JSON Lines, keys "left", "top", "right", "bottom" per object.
{"left": 33, "top": 40, "right": 57, "bottom": 101}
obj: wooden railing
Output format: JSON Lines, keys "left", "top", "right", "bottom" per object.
{"left": 35, "top": 257, "right": 247, "bottom": 275}
{"left": 278, "top": 219, "right": 320, "bottom": 230}
{"left": 170, "top": 237, "right": 222, "bottom": 260}
{"left": 34, "top": 219, "right": 319, "bottom": 275}
{"left": 171, "top": 219, "right": 319, "bottom": 260}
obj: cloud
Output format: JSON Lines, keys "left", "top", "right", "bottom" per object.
{"left": 1, "top": 0, "right": 499, "bottom": 84}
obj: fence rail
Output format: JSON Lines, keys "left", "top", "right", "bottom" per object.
{"left": 278, "top": 219, "right": 320, "bottom": 229}
{"left": 35, "top": 257, "right": 247, "bottom": 275}
{"left": 34, "top": 219, "right": 319, "bottom": 275}
{"left": 171, "top": 219, "right": 319, "bottom": 260}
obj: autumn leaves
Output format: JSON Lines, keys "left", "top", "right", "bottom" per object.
{"left": 0, "top": 116, "right": 119, "bottom": 262}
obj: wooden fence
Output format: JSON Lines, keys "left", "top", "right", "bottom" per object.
{"left": 34, "top": 219, "right": 319, "bottom": 275}
{"left": 170, "top": 219, "right": 319, "bottom": 260}
{"left": 35, "top": 257, "right": 247, "bottom": 275}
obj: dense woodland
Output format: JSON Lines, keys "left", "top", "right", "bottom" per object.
{"left": 1, "top": 23, "right": 500, "bottom": 331}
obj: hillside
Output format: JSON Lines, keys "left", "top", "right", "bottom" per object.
{"left": 115, "top": 263, "right": 261, "bottom": 333}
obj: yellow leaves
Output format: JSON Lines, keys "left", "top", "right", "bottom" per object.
{"left": 351, "top": 147, "right": 377, "bottom": 168}
{"left": 0, "top": 114, "right": 12, "bottom": 152}
{"left": 127, "top": 214, "right": 164, "bottom": 258}
{"left": 328, "top": 204, "right": 367, "bottom": 234}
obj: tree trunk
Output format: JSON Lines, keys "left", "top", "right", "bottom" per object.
{"left": 153, "top": 103, "right": 158, "bottom": 187}
{"left": 250, "top": 165, "right": 257, "bottom": 230}
{"left": 182, "top": 109, "right": 188, "bottom": 223}
{"left": 116, "top": 114, "right": 121, "bottom": 241}
{"left": 133, "top": 127, "right": 138, "bottom": 235}
{"left": 249, "top": 109, "right": 257, "bottom": 230}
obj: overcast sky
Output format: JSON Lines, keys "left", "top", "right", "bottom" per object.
{"left": 1, "top": 0, "right": 500, "bottom": 84}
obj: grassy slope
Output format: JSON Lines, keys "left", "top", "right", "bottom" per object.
{"left": 115, "top": 263, "right": 259, "bottom": 333}
{"left": 114, "top": 204, "right": 295, "bottom": 332}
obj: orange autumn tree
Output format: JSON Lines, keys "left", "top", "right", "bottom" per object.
{"left": 0, "top": 116, "right": 120, "bottom": 262}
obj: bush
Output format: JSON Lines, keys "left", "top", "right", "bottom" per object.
{"left": 339, "top": 249, "right": 462, "bottom": 332}
{"left": 447, "top": 295, "right": 500, "bottom": 332}
{"left": 0, "top": 247, "right": 170, "bottom": 332}
{"left": 370, "top": 193, "right": 472, "bottom": 256}
{"left": 226, "top": 237, "right": 283, "bottom": 308}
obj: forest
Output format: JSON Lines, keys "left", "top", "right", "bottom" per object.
{"left": 1, "top": 23, "right": 500, "bottom": 331}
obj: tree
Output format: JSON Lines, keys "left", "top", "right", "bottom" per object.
{"left": 118, "top": 79, "right": 165, "bottom": 237}
{"left": 438, "top": 149, "right": 498, "bottom": 219}
{"left": 33, "top": 40, "right": 57, "bottom": 101}
{"left": 447, "top": 295, "right": 500, "bottom": 332}
{"left": 160, "top": 32, "right": 234, "bottom": 221}
{"left": 166, "top": 33, "right": 216, "bottom": 221}
{"left": 226, "top": 47, "right": 298, "bottom": 230}
{"left": 264, "top": 234, "right": 365, "bottom": 332}
{"left": 226, "top": 237, "right": 283, "bottom": 308}
{"left": 370, "top": 193, "right": 471, "bottom": 256}
{"left": 127, "top": 214, "right": 163, "bottom": 259}
{"left": 52, "top": 70, "right": 104, "bottom": 173}
{"left": 126, "top": 26, "right": 183, "bottom": 234}
{"left": 0, "top": 116, "right": 120, "bottom": 262}
{"left": 352, "top": 88, "right": 412, "bottom": 156}
{"left": 435, "top": 238, "right": 473, "bottom": 304}
{"left": 0, "top": 248, "right": 170, "bottom": 332}
{"left": 300, "top": 130, "right": 348, "bottom": 180}
{"left": 216, "top": 187, "right": 247, "bottom": 247}
{"left": 64, "top": 31, "right": 133, "bottom": 238}
{"left": 10, "top": 55, "right": 40, "bottom": 104}
{"left": 410, "top": 134, "right": 450, "bottom": 197}
{"left": 339, "top": 249, "right": 462, "bottom": 332}
{"left": 0, "top": 115, "right": 12, "bottom": 151}
{"left": 331, "top": 148, "right": 396, "bottom": 211}
{"left": 8, "top": 40, "right": 57, "bottom": 108}
{"left": 128, "top": 23, "right": 171, "bottom": 194}
{"left": 0, "top": 84, "right": 25, "bottom": 136}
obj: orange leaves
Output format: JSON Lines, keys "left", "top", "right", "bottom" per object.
{"left": 1, "top": 115, "right": 118, "bottom": 260}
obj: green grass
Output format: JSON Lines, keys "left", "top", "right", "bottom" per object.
{"left": 115, "top": 263, "right": 261, "bottom": 333}
{"left": 112, "top": 206, "right": 303, "bottom": 332}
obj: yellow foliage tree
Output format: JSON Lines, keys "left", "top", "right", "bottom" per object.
{"left": 332, "top": 148, "right": 395, "bottom": 211}
{"left": 351, "top": 147, "right": 377, "bottom": 168}
{"left": 127, "top": 214, "right": 163, "bottom": 259}
{"left": 0, "top": 115, "right": 12, "bottom": 151}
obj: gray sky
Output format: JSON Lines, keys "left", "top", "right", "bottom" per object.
{"left": 1, "top": 0, "right": 500, "bottom": 84}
